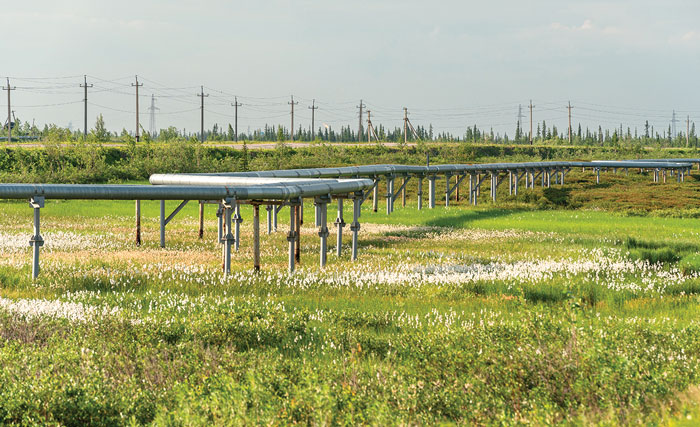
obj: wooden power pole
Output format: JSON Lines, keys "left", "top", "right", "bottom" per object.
{"left": 197, "top": 86, "right": 209, "bottom": 142}
{"left": 231, "top": 97, "right": 242, "bottom": 141}
{"left": 357, "top": 100, "right": 364, "bottom": 142}
{"left": 403, "top": 107, "right": 408, "bottom": 144}
{"left": 309, "top": 99, "right": 318, "bottom": 140}
{"left": 3, "top": 78, "right": 15, "bottom": 143}
{"left": 132, "top": 76, "right": 143, "bottom": 141}
{"left": 288, "top": 96, "right": 298, "bottom": 141}
{"left": 80, "top": 75, "right": 92, "bottom": 139}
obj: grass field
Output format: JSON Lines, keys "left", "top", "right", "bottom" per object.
{"left": 2, "top": 169, "right": 700, "bottom": 424}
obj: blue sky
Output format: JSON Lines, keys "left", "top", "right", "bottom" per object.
{"left": 2, "top": 0, "right": 699, "bottom": 137}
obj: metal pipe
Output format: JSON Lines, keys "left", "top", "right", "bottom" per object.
{"left": 372, "top": 177, "right": 379, "bottom": 212}
{"left": 135, "top": 200, "right": 141, "bottom": 246}
{"left": 351, "top": 195, "right": 361, "bottom": 261}
{"left": 318, "top": 197, "right": 329, "bottom": 268}
{"left": 29, "top": 197, "right": 44, "bottom": 280}
{"left": 253, "top": 204, "right": 260, "bottom": 271}
{"left": 234, "top": 204, "right": 241, "bottom": 251}
{"left": 288, "top": 202, "right": 296, "bottom": 272}
{"left": 445, "top": 174, "right": 451, "bottom": 207}
{"left": 386, "top": 176, "right": 394, "bottom": 214}
{"left": 160, "top": 200, "right": 165, "bottom": 248}
{"left": 417, "top": 177, "right": 423, "bottom": 210}
{"left": 295, "top": 205, "right": 301, "bottom": 263}
{"left": 223, "top": 200, "right": 234, "bottom": 276}
{"left": 428, "top": 176, "right": 436, "bottom": 208}
{"left": 198, "top": 201, "right": 204, "bottom": 239}
{"left": 335, "top": 198, "right": 344, "bottom": 257}
{"left": 266, "top": 204, "right": 272, "bottom": 234}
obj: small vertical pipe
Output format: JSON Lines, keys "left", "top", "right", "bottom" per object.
{"left": 253, "top": 205, "right": 260, "bottom": 271}
{"left": 417, "top": 177, "right": 423, "bottom": 210}
{"left": 159, "top": 200, "right": 165, "bottom": 248}
{"left": 386, "top": 176, "right": 394, "bottom": 214}
{"left": 455, "top": 174, "right": 460, "bottom": 202}
{"left": 295, "top": 205, "right": 301, "bottom": 263}
{"left": 509, "top": 171, "right": 513, "bottom": 195}
{"left": 135, "top": 200, "right": 141, "bottom": 246}
{"left": 514, "top": 172, "right": 519, "bottom": 195}
{"left": 273, "top": 205, "right": 278, "bottom": 231}
{"left": 351, "top": 196, "right": 361, "bottom": 261}
{"left": 234, "top": 204, "right": 241, "bottom": 251}
{"left": 428, "top": 176, "right": 436, "bottom": 208}
{"left": 31, "top": 204, "right": 43, "bottom": 280}
{"left": 445, "top": 174, "right": 451, "bottom": 207}
{"left": 596, "top": 169, "right": 600, "bottom": 184}
{"left": 266, "top": 204, "right": 272, "bottom": 235}
{"left": 288, "top": 203, "right": 296, "bottom": 272}
{"left": 223, "top": 204, "right": 233, "bottom": 277}
{"left": 336, "top": 198, "right": 344, "bottom": 257}
{"left": 319, "top": 201, "right": 328, "bottom": 268}
{"left": 401, "top": 177, "right": 406, "bottom": 207}
{"left": 198, "top": 201, "right": 204, "bottom": 239}
{"left": 216, "top": 203, "right": 223, "bottom": 243}
{"left": 372, "top": 178, "right": 379, "bottom": 212}
{"left": 469, "top": 174, "right": 473, "bottom": 204}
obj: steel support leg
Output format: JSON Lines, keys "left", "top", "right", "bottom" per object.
{"left": 29, "top": 197, "right": 44, "bottom": 280}
{"left": 372, "top": 178, "right": 379, "bottom": 212}
{"left": 266, "top": 204, "right": 272, "bottom": 234}
{"left": 253, "top": 205, "right": 261, "bottom": 271}
{"left": 428, "top": 176, "right": 436, "bottom": 208}
{"left": 234, "top": 204, "right": 242, "bottom": 252}
{"left": 198, "top": 201, "right": 204, "bottom": 239}
{"left": 386, "top": 177, "right": 394, "bottom": 214}
{"left": 317, "top": 198, "right": 329, "bottom": 268}
{"left": 135, "top": 200, "right": 141, "bottom": 246}
{"left": 417, "top": 177, "right": 423, "bottom": 210}
{"left": 351, "top": 195, "right": 361, "bottom": 261}
{"left": 287, "top": 203, "right": 297, "bottom": 273}
{"left": 160, "top": 200, "right": 165, "bottom": 248}
{"left": 335, "top": 198, "right": 345, "bottom": 257}
{"left": 223, "top": 200, "right": 234, "bottom": 277}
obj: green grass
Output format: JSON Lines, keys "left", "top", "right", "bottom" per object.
{"left": 3, "top": 170, "right": 700, "bottom": 424}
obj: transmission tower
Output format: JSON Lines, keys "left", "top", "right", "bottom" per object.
{"left": 148, "top": 94, "right": 159, "bottom": 136}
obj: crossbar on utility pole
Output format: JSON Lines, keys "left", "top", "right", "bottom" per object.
{"left": 80, "top": 75, "right": 93, "bottom": 140}
{"left": 197, "top": 86, "right": 209, "bottom": 142}
{"left": 132, "top": 76, "right": 143, "bottom": 142}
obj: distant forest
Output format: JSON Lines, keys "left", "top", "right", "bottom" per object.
{"left": 1, "top": 113, "right": 697, "bottom": 148}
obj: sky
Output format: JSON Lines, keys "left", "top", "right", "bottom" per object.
{"left": 1, "top": 0, "right": 699, "bottom": 138}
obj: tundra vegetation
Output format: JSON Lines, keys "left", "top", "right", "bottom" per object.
{"left": 1, "top": 143, "right": 700, "bottom": 425}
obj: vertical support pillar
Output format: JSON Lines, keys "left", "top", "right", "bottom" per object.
{"left": 401, "top": 177, "right": 406, "bottom": 207}
{"left": 455, "top": 174, "right": 460, "bottom": 202}
{"left": 372, "top": 177, "right": 379, "bottom": 212}
{"left": 417, "top": 176, "right": 423, "bottom": 210}
{"left": 386, "top": 176, "right": 394, "bottom": 214}
{"left": 253, "top": 204, "right": 261, "bottom": 271}
{"left": 198, "top": 201, "right": 204, "bottom": 239}
{"left": 468, "top": 174, "right": 474, "bottom": 204}
{"left": 273, "top": 205, "right": 279, "bottom": 231}
{"left": 216, "top": 203, "right": 223, "bottom": 244}
{"left": 234, "top": 204, "right": 242, "bottom": 252}
{"left": 287, "top": 202, "right": 297, "bottom": 272}
{"left": 159, "top": 200, "right": 165, "bottom": 248}
{"left": 135, "top": 200, "right": 141, "bottom": 246}
{"left": 295, "top": 204, "right": 301, "bottom": 263}
{"left": 317, "top": 196, "right": 329, "bottom": 268}
{"left": 335, "top": 198, "right": 345, "bottom": 257}
{"left": 514, "top": 171, "right": 519, "bottom": 195}
{"left": 351, "top": 193, "right": 361, "bottom": 261}
{"left": 428, "top": 176, "right": 436, "bottom": 208}
{"left": 29, "top": 197, "right": 44, "bottom": 280}
{"left": 445, "top": 173, "right": 451, "bottom": 207}
{"left": 509, "top": 171, "right": 513, "bottom": 195}
{"left": 596, "top": 168, "right": 600, "bottom": 184}
{"left": 222, "top": 198, "right": 234, "bottom": 277}
{"left": 491, "top": 172, "right": 498, "bottom": 202}
{"left": 266, "top": 204, "right": 273, "bottom": 234}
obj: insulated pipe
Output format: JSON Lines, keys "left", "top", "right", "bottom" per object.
{"left": 351, "top": 195, "right": 361, "bottom": 261}
{"left": 29, "top": 197, "right": 44, "bottom": 280}
{"left": 253, "top": 205, "right": 261, "bottom": 271}
{"left": 160, "top": 200, "right": 165, "bottom": 248}
{"left": 135, "top": 200, "right": 141, "bottom": 246}
{"left": 287, "top": 202, "right": 296, "bottom": 272}
{"left": 428, "top": 176, "right": 436, "bottom": 208}
{"left": 335, "top": 198, "right": 345, "bottom": 257}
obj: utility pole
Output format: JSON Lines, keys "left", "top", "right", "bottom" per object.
{"left": 309, "top": 99, "right": 318, "bottom": 140}
{"left": 3, "top": 78, "right": 15, "bottom": 142}
{"left": 132, "top": 76, "right": 143, "bottom": 142}
{"left": 567, "top": 101, "right": 573, "bottom": 144}
{"left": 231, "top": 97, "right": 242, "bottom": 141}
{"left": 148, "top": 94, "right": 159, "bottom": 136}
{"left": 403, "top": 107, "right": 408, "bottom": 144}
{"left": 288, "top": 95, "right": 298, "bottom": 141}
{"left": 687, "top": 115, "right": 691, "bottom": 147}
{"left": 80, "top": 75, "right": 92, "bottom": 139}
{"left": 357, "top": 100, "right": 364, "bottom": 142}
{"left": 528, "top": 100, "right": 535, "bottom": 145}
{"left": 197, "top": 86, "right": 209, "bottom": 142}
{"left": 367, "top": 110, "right": 372, "bottom": 142}
{"left": 517, "top": 104, "right": 525, "bottom": 141}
